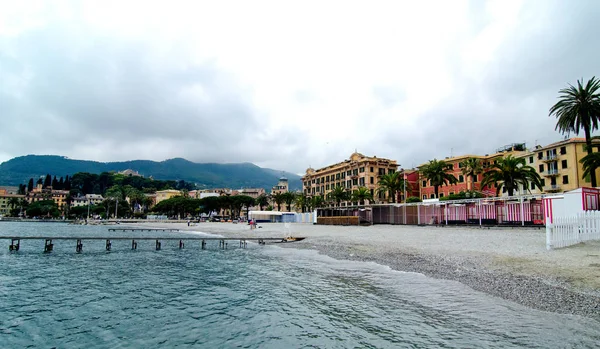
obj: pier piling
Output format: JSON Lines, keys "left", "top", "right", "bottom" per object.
{"left": 44, "top": 239, "right": 53, "bottom": 253}
{"left": 76, "top": 239, "right": 83, "bottom": 253}
{"left": 155, "top": 239, "right": 161, "bottom": 250}
{"left": 105, "top": 239, "right": 112, "bottom": 251}
{"left": 131, "top": 239, "right": 137, "bottom": 250}
{"left": 9, "top": 238, "right": 20, "bottom": 251}
{"left": 179, "top": 240, "right": 184, "bottom": 249}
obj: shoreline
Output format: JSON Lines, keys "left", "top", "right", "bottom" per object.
{"left": 124, "top": 222, "right": 600, "bottom": 321}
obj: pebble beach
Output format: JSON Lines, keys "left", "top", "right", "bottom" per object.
{"left": 126, "top": 221, "right": 600, "bottom": 320}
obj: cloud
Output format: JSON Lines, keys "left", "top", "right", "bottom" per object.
{"left": 1, "top": 0, "right": 599, "bottom": 176}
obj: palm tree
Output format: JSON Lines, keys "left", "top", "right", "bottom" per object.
{"left": 481, "top": 155, "right": 542, "bottom": 196}
{"left": 460, "top": 157, "right": 484, "bottom": 191}
{"left": 580, "top": 152, "right": 600, "bottom": 182}
{"left": 295, "top": 193, "right": 308, "bottom": 213}
{"left": 271, "top": 192, "right": 285, "bottom": 211}
{"left": 550, "top": 77, "right": 600, "bottom": 187}
{"left": 328, "top": 186, "right": 350, "bottom": 207}
{"left": 281, "top": 192, "right": 296, "bottom": 211}
{"left": 256, "top": 194, "right": 269, "bottom": 211}
{"left": 352, "top": 187, "right": 373, "bottom": 206}
{"left": 376, "top": 172, "right": 406, "bottom": 203}
{"left": 420, "top": 159, "right": 458, "bottom": 198}
{"left": 310, "top": 195, "right": 324, "bottom": 210}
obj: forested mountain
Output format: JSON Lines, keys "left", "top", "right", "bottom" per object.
{"left": 0, "top": 155, "right": 301, "bottom": 190}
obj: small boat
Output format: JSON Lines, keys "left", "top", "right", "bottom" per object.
{"left": 278, "top": 236, "right": 306, "bottom": 243}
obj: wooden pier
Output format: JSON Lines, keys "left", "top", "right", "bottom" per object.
{"left": 2, "top": 236, "right": 299, "bottom": 253}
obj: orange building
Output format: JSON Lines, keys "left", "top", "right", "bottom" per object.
{"left": 418, "top": 144, "right": 527, "bottom": 199}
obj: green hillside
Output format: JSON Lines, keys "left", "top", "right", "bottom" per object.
{"left": 0, "top": 155, "right": 301, "bottom": 191}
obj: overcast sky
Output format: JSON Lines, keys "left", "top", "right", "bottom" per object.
{"left": 1, "top": 0, "right": 599, "bottom": 174}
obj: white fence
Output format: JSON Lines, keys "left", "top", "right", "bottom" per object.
{"left": 546, "top": 211, "right": 600, "bottom": 249}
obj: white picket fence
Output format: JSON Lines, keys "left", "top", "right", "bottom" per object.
{"left": 546, "top": 211, "right": 600, "bottom": 249}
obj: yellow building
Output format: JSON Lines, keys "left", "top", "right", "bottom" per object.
{"left": 0, "top": 188, "right": 25, "bottom": 216}
{"left": 155, "top": 189, "right": 182, "bottom": 204}
{"left": 301, "top": 152, "right": 398, "bottom": 206}
{"left": 26, "top": 184, "right": 69, "bottom": 212}
{"left": 516, "top": 138, "right": 600, "bottom": 194}
{"left": 271, "top": 177, "right": 289, "bottom": 195}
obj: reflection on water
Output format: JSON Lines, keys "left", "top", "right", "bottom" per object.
{"left": 1, "top": 222, "right": 599, "bottom": 348}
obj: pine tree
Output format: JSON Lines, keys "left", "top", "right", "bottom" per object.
{"left": 52, "top": 176, "right": 58, "bottom": 189}
{"left": 43, "top": 174, "right": 52, "bottom": 188}
{"left": 27, "top": 178, "right": 34, "bottom": 192}
{"left": 58, "top": 177, "right": 64, "bottom": 190}
{"left": 64, "top": 175, "right": 71, "bottom": 191}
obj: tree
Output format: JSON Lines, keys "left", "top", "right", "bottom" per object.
{"left": 420, "top": 159, "right": 458, "bottom": 198}
{"left": 52, "top": 176, "right": 58, "bottom": 189}
{"left": 43, "top": 174, "right": 52, "bottom": 188}
{"left": 377, "top": 172, "right": 407, "bottom": 203}
{"left": 328, "top": 186, "right": 350, "bottom": 207}
{"left": 281, "top": 192, "right": 296, "bottom": 211}
{"left": 352, "top": 187, "right": 373, "bottom": 206}
{"left": 256, "top": 194, "right": 270, "bottom": 211}
{"left": 310, "top": 195, "right": 325, "bottom": 209}
{"left": 272, "top": 192, "right": 285, "bottom": 211}
{"left": 18, "top": 184, "right": 26, "bottom": 195}
{"left": 27, "top": 178, "right": 34, "bottom": 192}
{"left": 26, "top": 200, "right": 60, "bottom": 218}
{"left": 550, "top": 77, "right": 600, "bottom": 187}
{"left": 481, "top": 155, "right": 543, "bottom": 196}
{"left": 580, "top": 152, "right": 600, "bottom": 182}
{"left": 295, "top": 194, "right": 309, "bottom": 213}
{"left": 460, "top": 158, "right": 483, "bottom": 191}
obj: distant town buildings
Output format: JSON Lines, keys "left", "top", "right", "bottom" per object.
{"left": 118, "top": 169, "right": 143, "bottom": 177}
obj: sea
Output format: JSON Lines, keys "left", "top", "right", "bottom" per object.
{"left": 1, "top": 222, "right": 600, "bottom": 348}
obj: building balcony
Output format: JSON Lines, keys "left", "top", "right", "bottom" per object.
{"left": 542, "top": 154, "right": 557, "bottom": 162}
{"left": 545, "top": 184, "right": 561, "bottom": 192}
{"left": 544, "top": 169, "right": 559, "bottom": 176}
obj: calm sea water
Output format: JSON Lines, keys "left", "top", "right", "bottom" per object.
{"left": 1, "top": 222, "right": 599, "bottom": 348}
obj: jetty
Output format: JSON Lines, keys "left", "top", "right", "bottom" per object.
{"left": 2, "top": 236, "right": 301, "bottom": 253}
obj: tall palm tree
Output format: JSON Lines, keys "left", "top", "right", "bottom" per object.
{"left": 460, "top": 157, "right": 483, "bottom": 191}
{"left": 256, "top": 194, "right": 269, "bottom": 211}
{"left": 328, "top": 186, "right": 350, "bottom": 207}
{"left": 580, "top": 152, "right": 600, "bottom": 182}
{"left": 377, "top": 172, "right": 406, "bottom": 203}
{"left": 481, "top": 155, "right": 542, "bottom": 196}
{"left": 295, "top": 193, "right": 308, "bottom": 213}
{"left": 310, "top": 195, "right": 324, "bottom": 210}
{"left": 271, "top": 192, "right": 285, "bottom": 211}
{"left": 550, "top": 77, "right": 600, "bottom": 187}
{"left": 420, "top": 159, "right": 458, "bottom": 198}
{"left": 352, "top": 187, "right": 373, "bottom": 206}
{"left": 281, "top": 192, "right": 297, "bottom": 211}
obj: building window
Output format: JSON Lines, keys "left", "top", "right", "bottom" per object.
{"left": 529, "top": 156, "right": 533, "bottom": 164}
{"left": 531, "top": 182, "right": 535, "bottom": 190}
{"left": 563, "top": 175, "right": 569, "bottom": 184}
{"left": 541, "top": 179, "right": 546, "bottom": 187}
{"left": 523, "top": 184, "right": 527, "bottom": 191}
{"left": 440, "top": 193, "right": 444, "bottom": 197}
{"left": 423, "top": 195, "right": 427, "bottom": 200}
{"left": 359, "top": 178, "right": 365, "bottom": 186}
{"left": 538, "top": 152, "right": 543, "bottom": 160}
{"left": 561, "top": 160, "right": 567, "bottom": 169}
{"left": 449, "top": 192, "right": 454, "bottom": 196}
{"left": 347, "top": 180, "right": 351, "bottom": 187}
{"left": 370, "top": 177, "right": 374, "bottom": 184}
{"left": 353, "top": 169, "right": 358, "bottom": 176}
{"left": 430, "top": 194, "right": 435, "bottom": 199}
{"left": 370, "top": 167, "right": 374, "bottom": 172}
{"left": 539, "top": 164, "right": 544, "bottom": 172}
{"left": 422, "top": 180, "right": 427, "bottom": 187}
{"left": 352, "top": 179, "right": 358, "bottom": 186}
{"left": 347, "top": 170, "right": 351, "bottom": 176}
{"left": 459, "top": 175, "right": 464, "bottom": 183}
{"left": 550, "top": 177, "right": 556, "bottom": 186}
{"left": 359, "top": 167, "right": 365, "bottom": 173}
{"left": 326, "top": 184, "right": 329, "bottom": 190}
{"left": 560, "top": 146, "right": 566, "bottom": 155}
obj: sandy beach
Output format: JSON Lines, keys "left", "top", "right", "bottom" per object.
{"left": 124, "top": 221, "right": 600, "bottom": 320}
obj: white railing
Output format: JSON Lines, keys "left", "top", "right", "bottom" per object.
{"left": 546, "top": 211, "right": 600, "bottom": 249}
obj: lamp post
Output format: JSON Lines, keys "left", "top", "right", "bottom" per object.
{"left": 402, "top": 168, "right": 407, "bottom": 224}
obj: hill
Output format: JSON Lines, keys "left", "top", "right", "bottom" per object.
{"left": 0, "top": 155, "right": 302, "bottom": 191}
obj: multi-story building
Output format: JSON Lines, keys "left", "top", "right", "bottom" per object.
{"left": 0, "top": 188, "right": 25, "bottom": 216}
{"left": 238, "top": 188, "right": 266, "bottom": 199}
{"left": 301, "top": 152, "right": 399, "bottom": 206}
{"left": 398, "top": 169, "right": 420, "bottom": 202}
{"left": 418, "top": 143, "right": 527, "bottom": 199}
{"left": 515, "top": 138, "right": 600, "bottom": 195}
{"left": 26, "top": 184, "right": 70, "bottom": 211}
{"left": 71, "top": 194, "right": 105, "bottom": 207}
{"left": 155, "top": 189, "right": 182, "bottom": 204}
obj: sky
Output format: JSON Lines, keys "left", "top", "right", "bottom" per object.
{"left": 1, "top": 0, "right": 599, "bottom": 175}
